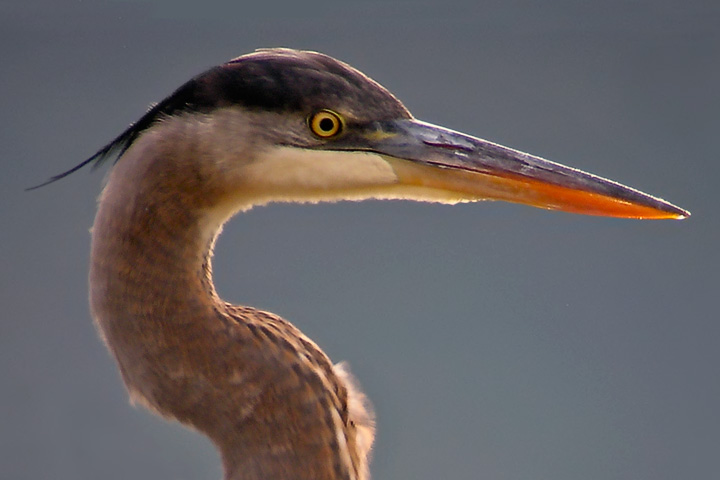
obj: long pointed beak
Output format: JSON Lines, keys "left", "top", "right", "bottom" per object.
{"left": 335, "top": 119, "right": 689, "bottom": 219}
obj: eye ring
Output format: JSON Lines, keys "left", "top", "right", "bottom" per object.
{"left": 308, "top": 110, "right": 344, "bottom": 138}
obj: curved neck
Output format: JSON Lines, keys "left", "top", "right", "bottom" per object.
{"left": 88, "top": 129, "right": 239, "bottom": 440}
{"left": 86, "top": 128, "right": 364, "bottom": 480}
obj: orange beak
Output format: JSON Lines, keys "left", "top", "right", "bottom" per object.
{"left": 334, "top": 119, "right": 689, "bottom": 219}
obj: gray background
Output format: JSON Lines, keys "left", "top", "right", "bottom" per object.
{"left": 2, "top": 1, "right": 718, "bottom": 479}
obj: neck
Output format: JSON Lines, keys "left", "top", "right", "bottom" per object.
{"left": 89, "top": 127, "right": 228, "bottom": 420}
{"left": 87, "top": 123, "right": 369, "bottom": 480}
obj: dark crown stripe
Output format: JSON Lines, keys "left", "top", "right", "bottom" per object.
{"left": 30, "top": 49, "right": 408, "bottom": 189}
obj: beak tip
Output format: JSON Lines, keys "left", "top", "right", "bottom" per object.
{"left": 662, "top": 201, "right": 690, "bottom": 220}
{"left": 675, "top": 209, "right": 691, "bottom": 220}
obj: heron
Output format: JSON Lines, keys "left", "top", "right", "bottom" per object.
{"left": 43, "top": 48, "right": 687, "bottom": 480}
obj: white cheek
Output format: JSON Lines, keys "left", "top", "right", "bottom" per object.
{"left": 211, "top": 144, "right": 478, "bottom": 217}
{"left": 243, "top": 147, "right": 398, "bottom": 193}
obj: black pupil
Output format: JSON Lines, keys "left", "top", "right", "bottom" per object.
{"left": 319, "top": 117, "right": 335, "bottom": 132}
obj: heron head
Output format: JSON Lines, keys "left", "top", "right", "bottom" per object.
{"left": 45, "top": 48, "right": 689, "bottom": 220}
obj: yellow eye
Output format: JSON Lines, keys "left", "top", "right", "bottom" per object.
{"left": 309, "top": 110, "right": 343, "bottom": 138}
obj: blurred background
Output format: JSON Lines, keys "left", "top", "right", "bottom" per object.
{"left": 2, "top": 1, "right": 718, "bottom": 479}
